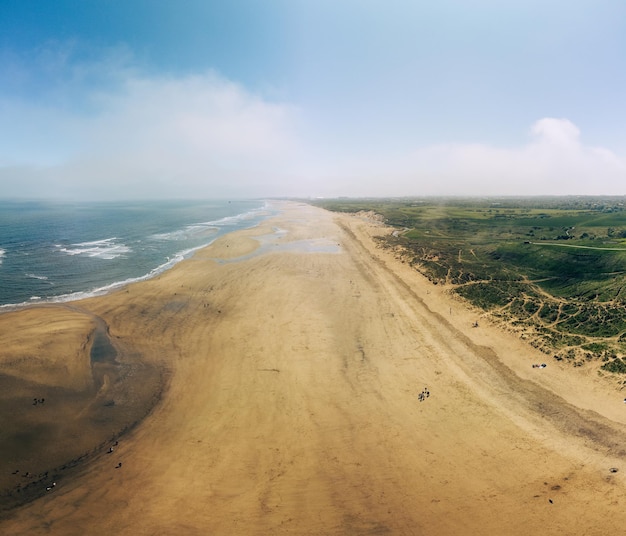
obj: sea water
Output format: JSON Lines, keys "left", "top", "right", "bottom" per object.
{"left": 0, "top": 199, "right": 271, "bottom": 308}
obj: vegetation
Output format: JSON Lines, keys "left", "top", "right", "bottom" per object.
{"left": 314, "top": 196, "right": 626, "bottom": 373}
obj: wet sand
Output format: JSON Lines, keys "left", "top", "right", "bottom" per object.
{"left": 2, "top": 201, "right": 626, "bottom": 534}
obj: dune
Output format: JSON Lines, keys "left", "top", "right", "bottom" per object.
{"left": 1, "top": 200, "right": 626, "bottom": 535}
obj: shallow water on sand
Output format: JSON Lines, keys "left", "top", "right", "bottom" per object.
{"left": 212, "top": 226, "right": 342, "bottom": 264}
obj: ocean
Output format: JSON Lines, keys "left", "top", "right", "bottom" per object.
{"left": 0, "top": 199, "right": 272, "bottom": 309}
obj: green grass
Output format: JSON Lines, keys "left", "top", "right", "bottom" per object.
{"left": 602, "top": 358, "right": 626, "bottom": 374}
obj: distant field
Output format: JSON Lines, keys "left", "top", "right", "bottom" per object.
{"left": 314, "top": 197, "right": 626, "bottom": 374}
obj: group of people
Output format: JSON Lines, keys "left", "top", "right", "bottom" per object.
{"left": 418, "top": 387, "right": 430, "bottom": 402}
{"left": 10, "top": 468, "right": 55, "bottom": 495}
{"left": 108, "top": 440, "right": 122, "bottom": 469}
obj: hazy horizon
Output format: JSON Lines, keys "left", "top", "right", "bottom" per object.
{"left": 1, "top": 1, "right": 625, "bottom": 200}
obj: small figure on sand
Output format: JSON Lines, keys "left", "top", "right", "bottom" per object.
{"left": 115, "top": 462, "right": 122, "bottom": 469}
{"left": 532, "top": 363, "right": 547, "bottom": 369}
{"left": 472, "top": 321, "right": 479, "bottom": 328}
{"left": 418, "top": 387, "right": 430, "bottom": 402}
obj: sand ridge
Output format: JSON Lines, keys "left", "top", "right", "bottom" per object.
{"left": 1, "top": 201, "right": 626, "bottom": 534}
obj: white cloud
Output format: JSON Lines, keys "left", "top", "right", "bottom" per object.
{"left": 531, "top": 118, "right": 581, "bottom": 147}
{"left": 1, "top": 56, "right": 625, "bottom": 203}
{"left": 0, "top": 68, "right": 304, "bottom": 199}
{"left": 315, "top": 118, "right": 626, "bottom": 197}
{"left": 88, "top": 74, "right": 296, "bottom": 158}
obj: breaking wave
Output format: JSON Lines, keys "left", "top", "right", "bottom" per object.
{"left": 57, "top": 238, "right": 131, "bottom": 260}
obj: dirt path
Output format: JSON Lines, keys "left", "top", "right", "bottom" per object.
{"left": 2, "top": 202, "right": 626, "bottom": 535}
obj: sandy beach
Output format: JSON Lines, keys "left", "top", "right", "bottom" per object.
{"left": 2, "top": 200, "right": 626, "bottom": 535}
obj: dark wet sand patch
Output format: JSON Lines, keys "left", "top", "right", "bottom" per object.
{"left": 0, "top": 310, "right": 167, "bottom": 516}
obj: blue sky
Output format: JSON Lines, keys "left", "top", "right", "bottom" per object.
{"left": 1, "top": 0, "right": 625, "bottom": 199}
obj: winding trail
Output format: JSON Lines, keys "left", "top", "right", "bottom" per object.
{"left": 531, "top": 241, "right": 626, "bottom": 251}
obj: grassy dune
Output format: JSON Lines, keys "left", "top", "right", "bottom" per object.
{"left": 314, "top": 196, "right": 626, "bottom": 373}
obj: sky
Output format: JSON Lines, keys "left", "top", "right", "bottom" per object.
{"left": 1, "top": 0, "right": 625, "bottom": 199}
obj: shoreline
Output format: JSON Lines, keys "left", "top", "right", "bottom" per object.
{"left": 2, "top": 201, "right": 626, "bottom": 534}
{"left": 0, "top": 208, "right": 277, "bottom": 513}
{"left": 0, "top": 200, "right": 272, "bottom": 313}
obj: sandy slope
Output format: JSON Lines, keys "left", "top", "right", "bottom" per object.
{"left": 2, "top": 201, "right": 626, "bottom": 535}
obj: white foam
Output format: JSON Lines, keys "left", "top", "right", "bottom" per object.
{"left": 0, "top": 248, "right": 5, "bottom": 263}
{"left": 57, "top": 238, "right": 131, "bottom": 260}
{"left": 26, "top": 273, "right": 49, "bottom": 280}
{"left": 151, "top": 225, "right": 219, "bottom": 241}
{"left": 201, "top": 205, "right": 268, "bottom": 227}
{"left": 0, "top": 201, "right": 274, "bottom": 311}
{"left": 0, "top": 243, "right": 209, "bottom": 312}
{"left": 151, "top": 204, "right": 269, "bottom": 241}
